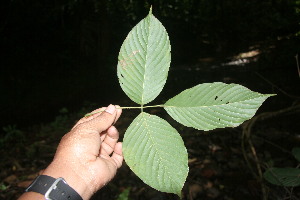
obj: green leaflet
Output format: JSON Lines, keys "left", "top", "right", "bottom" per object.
{"left": 164, "top": 82, "right": 275, "bottom": 131}
{"left": 263, "top": 168, "right": 300, "bottom": 187}
{"left": 117, "top": 8, "right": 171, "bottom": 105}
{"left": 123, "top": 112, "right": 188, "bottom": 196}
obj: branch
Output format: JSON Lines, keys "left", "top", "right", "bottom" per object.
{"left": 255, "top": 72, "right": 300, "bottom": 99}
{"left": 241, "top": 103, "right": 300, "bottom": 200}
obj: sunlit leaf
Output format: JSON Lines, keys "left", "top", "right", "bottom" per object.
{"left": 123, "top": 112, "right": 188, "bottom": 195}
{"left": 264, "top": 167, "right": 300, "bottom": 187}
{"left": 164, "top": 82, "right": 275, "bottom": 131}
{"left": 117, "top": 8, "right": 171, "bottom": 105}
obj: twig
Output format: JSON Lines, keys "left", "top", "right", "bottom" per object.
{"left": 255, "top": 72, "right": 300, "bottom": 99}
{"left": 296, "top": 54, "right": 300, "bottom": 78}
{"left": 253, "top": 135, "right": 290, "bottom": 154}
{"left": 241, "top": 132, "right": 259, "bottom": 179}
{"left": 241, "top": 103, "right": 300, "bottom": 200}
{"left": 242, "top": 126, "right": 267, "bottom": 200}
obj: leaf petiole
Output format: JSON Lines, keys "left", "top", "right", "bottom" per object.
{"left": 84, "top": 104, "right": 166, "bottom": 117}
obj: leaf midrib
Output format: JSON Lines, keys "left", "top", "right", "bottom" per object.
{"left": 166, "top": 95, "right": 269, "bottom": 108}
{"left": 141, "top": 15, "right": 152, "bottom": 105}
{"left": 141, "top": 113, "right": 178, "bottom": 190}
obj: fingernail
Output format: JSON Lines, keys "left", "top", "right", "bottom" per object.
{"left": 105, "top": 104, "right": 115, "bottom": 114}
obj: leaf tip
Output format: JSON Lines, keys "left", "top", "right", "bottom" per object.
{"left": 149, "top": 5, "right": 153, "bottom": 15}
{"left": 264, "top": 93, "right": 276, "bottom": 100}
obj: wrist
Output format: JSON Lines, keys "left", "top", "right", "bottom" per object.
{"left": 42, "top": 162, "right": 93, "bottom": 200}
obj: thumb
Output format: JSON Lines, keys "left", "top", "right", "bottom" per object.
{"left": 74, "top": 104, "right": 117, "bottom": 134}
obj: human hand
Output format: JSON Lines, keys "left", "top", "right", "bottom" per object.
{"left": 41, "top": 104, "right": 123, "bottom": 200}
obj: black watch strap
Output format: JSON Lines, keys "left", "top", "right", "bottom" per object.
{"left": 25, "top": 175, "right": 83, "bottom": 200}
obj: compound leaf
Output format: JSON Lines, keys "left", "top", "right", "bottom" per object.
{"left": 117, "top": 8, "right": 171, "bottom": 105}
{"left": 164, "top": 82, "right": 275, "bottom": 131}
{"left": 123, "top": 112, "right": 188, "bottom": 196}
{"left": 263, "top": 167, "right": 300, "bottom": 187}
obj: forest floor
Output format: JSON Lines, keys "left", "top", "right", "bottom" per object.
{"left": 1, "top": 99, "right": 299, "bottom": 200}
{"left": 1, "top": 38, "right": 300, "bottom": 200}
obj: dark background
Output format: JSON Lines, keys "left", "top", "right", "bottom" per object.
{"left": 1, "top": 0, "right": 300, "bottom": 199}
{"left": 1, "top": 0, "right": 299, "bottom": 128}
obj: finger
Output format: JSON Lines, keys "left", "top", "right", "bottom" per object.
{"left": 73, "top": 104, "right": 118, "bottom": 134}
{"left": 74, "top": 105, "right": 122, "bottom": 130}
{"left": 114, "top": 105, "right": 122, "bottom": 124}
{"left": 100, "top": 126, "right": 119, "bottom": 155}
{"left": 111, "top": 142, "right": 123, "bottom": 168}
{"left": 72, "top": 107, "right": 106, "bottom": 129}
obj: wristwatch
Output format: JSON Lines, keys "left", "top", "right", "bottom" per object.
{"left": 25, "top": 175, "right": 83, "bottom": 200}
